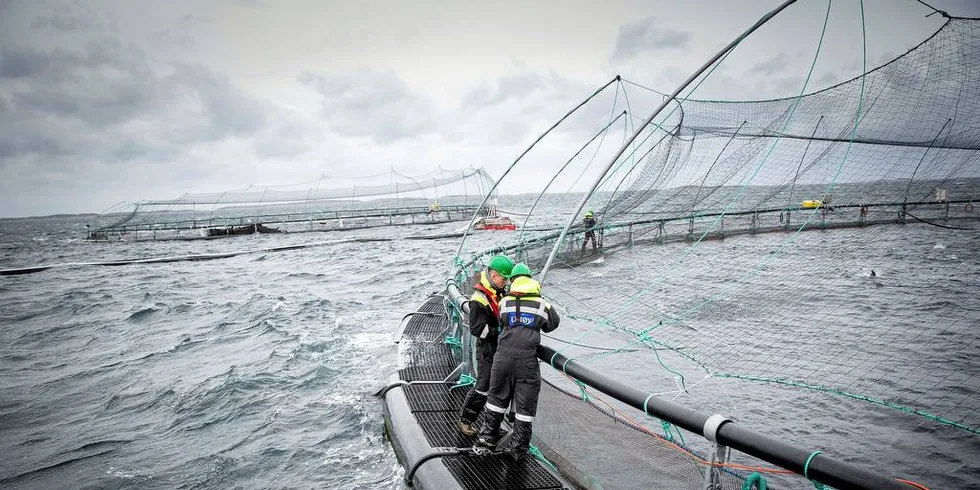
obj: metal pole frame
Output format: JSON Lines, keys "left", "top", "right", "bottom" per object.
{"left": 541, "top": 0, "right": 801, "bottom": 283}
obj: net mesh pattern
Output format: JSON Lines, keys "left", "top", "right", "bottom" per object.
{"left": 451, "top": 14, "right": 980, "bottom": 490}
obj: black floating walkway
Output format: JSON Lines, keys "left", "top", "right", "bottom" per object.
{"left": 388, "top": 294, "right": 566, "bottom": 490}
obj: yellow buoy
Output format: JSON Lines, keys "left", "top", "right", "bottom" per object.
{"left": 801, "top": 200, "right": 823, "bottom": 209}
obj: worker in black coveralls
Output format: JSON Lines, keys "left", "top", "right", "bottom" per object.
{"left": 476, "top": 273, "right": 560, "bottom": 460}
{"left": 457, "top": 254, "right": 514, "bottom": 436}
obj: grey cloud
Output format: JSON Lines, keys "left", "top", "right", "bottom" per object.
{"left": 611, "top": 17, "right": 690, "bottom": 61}
{"left": 750, "top": 53, "right": 791, "bottom": 76}
{"left": 463, "top": 72, "right": 546, "bottom": 108}
{"left": 815, "top": 71, "right": 839, "bottom": 87}
{"left": 108, "top": 139, "right": 180, "bottom": 163}
{"left": 173, "top": 63, "right": 267, "bottom": 138}
{"left": 770, "top": 76, "right": 806, "bottom": 97}
{"left": 299, "top": 70, "right": 436, "bottom": 144}
{"left": 30, "top": 15, "right": 95, "bottom": 31}
{"left": 254, "top": 138, "right": 310, "bottom": 159}
{"left": 178, "top": 13, "right": 212, "bottom": 24}
{"left": 253, "top": 119, "right": 312, "bottom": 158}
{"left": 456, "top": 70, "right": 616, "bottom": 147}
{"left": 230, "top": 0, "right": 268, "bottom": 8}
{"left": 0, "top": 125, "right": 65, "bottom": 159}
{"left": 0, "top": 38, "right": 272, "bottom": 164}
{"left": 152, "top": 29, "right": 198, "bottom": 48}
{"left": 2, "top": 41, "right": 156, "bottom": 126}
{"left": 0, "top": 45, "right": 62, "bottom": 78}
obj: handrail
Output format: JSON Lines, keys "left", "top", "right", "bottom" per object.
{"left": 538, "top": 345, "right": 912, "bottom": 490}
{"left": 443, "top": 277, "right": 915, "bottom": 490}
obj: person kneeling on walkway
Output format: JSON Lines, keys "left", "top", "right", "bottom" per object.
{"left": 457, "top": 254, "right": 514, "bottom": 436}
{"left": 476, "top": 273, "right": 560, "bottom": 460}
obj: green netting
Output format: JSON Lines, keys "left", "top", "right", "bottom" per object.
{"left": 451, "top": 7, "right": 980, "bottom": 490}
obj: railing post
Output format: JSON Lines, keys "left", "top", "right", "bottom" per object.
{"left": 702, "top": 442, "right": 731, "bottom": 490}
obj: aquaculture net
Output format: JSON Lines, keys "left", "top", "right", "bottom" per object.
{"left": 89, "top": 167, "right": 492, "bottom": 240}
{"left": 451, "top": 10, "right": 980, "bottom": 490}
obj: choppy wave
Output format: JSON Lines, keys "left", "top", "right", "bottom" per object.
{"left": 2, "top": 213, "right": 978, "bottom": 488}
{"left": 0, "top": 216, "right": 463, "bottom": 489}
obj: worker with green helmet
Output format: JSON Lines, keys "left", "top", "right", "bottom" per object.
{"left": 508, "top": 262, "right": 532, "bottom": 281}
{"left": 477, "top": 268, "right": 560, "bottom": 461}
{"left": 582, "top": 209, "right": 598, "bottom": 255}
{"left": 458, "top": 254, "right": 514, "bottom": 436}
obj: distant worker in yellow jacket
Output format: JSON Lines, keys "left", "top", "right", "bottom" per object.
{"left": 582, "top": 210, "right": 598, "bottom": 255}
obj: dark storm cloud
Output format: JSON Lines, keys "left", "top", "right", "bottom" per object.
{"left": 611, "top": 17, "right": 690, "bottom": 60}
{"left": 0, "top": 39, "right": 272, "bottom": 163}
{"left": 750, "top": 53, "right": 791, "bottom": 76}
{"left": 298, "top": 70, "right": 436, "bottom": 144}
{"left": 172, "top": 63, "right": 268, "bottom": 138}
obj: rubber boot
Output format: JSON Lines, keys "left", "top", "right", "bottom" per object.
{"left": 504, "top": 420, "right": 533, "bottom": 461}
{"left": 477, "top": 410, "right": 505, "bottom": 448}
{"left": 458, "top": 391, "right": 486, "bottom": 436}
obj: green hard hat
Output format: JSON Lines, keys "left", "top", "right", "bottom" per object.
{"left": 488, "top": 254, "right": 514, "bottom": 277}
{"left": 585, "top": 210, "right": 594, "bottom": 217}
{"left": 509, "top": 263, "right": 532, "bottom": 279}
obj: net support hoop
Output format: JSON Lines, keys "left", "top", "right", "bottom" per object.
{"left": 540, "top": 0, "right": 801, "bottom": 283}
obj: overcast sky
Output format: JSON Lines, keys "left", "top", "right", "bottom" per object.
{"left": 1, "top": 0, "right": 977, "bottom": 217}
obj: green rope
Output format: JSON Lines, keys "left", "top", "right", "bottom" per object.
{"left": 642, "top": 394, "right": 686, "bottom": 445}
{"left": 660, "top": 420, "right": 686, "bottom": 445}
{"left": 528, "top": 444, "right": 557, "bottom": 471}
{"left": 445, "top": 298, "right": 462, "bottom": 325}
{"left": 716, "top": 373, "right": 980, "bottom": 435}
{"left": 742, "top": 472, "right": 767, "bottom": 490}
{"left": 610, "top": 0, "right": 836, "bottom": 325}
{"left": 444, "top": 335, "right": 462, "bottom": 350}
{"left": 573, "top": 379, "right": 591, "bottom": 402}
{"left": 803, "top": 450, "right": 827, "bottom": 489}
{"left": 638, "top": 330, "right": 686, "bottom": 389}
{"left": 451, "top": 373, "right": 475, "bottom": 390}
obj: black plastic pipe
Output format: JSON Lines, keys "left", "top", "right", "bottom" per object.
{"left": 538, "top": 345, "right": 914, "bottom": 490}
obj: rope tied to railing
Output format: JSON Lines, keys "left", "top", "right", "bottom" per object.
{"left": 451, "top": 373, "right": 475, "bottom": 390}
{"left": 573, "top": 379, "right": 591, "bottom": 402}
{"left": 444, "top": 335, "right": 462, "bottom": 350}
{"left": 528, "top": 444, "right": 558, "bottom": 471}
{"left": 742, "top": 472, "right": 768, "bottom": 490}
{"left": 803, "top": 450, "right": 826, "bottom": 489}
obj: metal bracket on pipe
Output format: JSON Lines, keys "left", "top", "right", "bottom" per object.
{"left": 701, "top": 414, "right": 732, "bottom": 490}
{"left": 702, "top": 413, "right": 731, "bottom": 443}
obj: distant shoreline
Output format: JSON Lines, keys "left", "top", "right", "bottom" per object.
{"left": 0, "top": 213, "right": 99, "bottom": 221}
